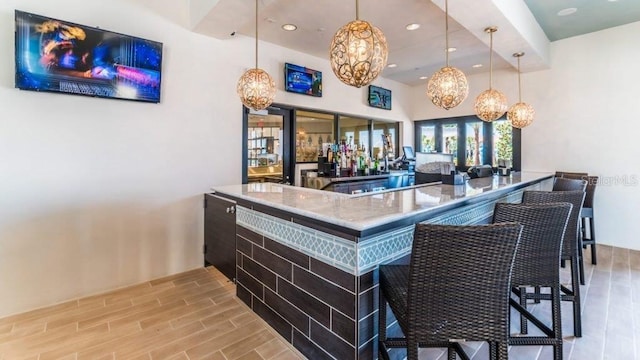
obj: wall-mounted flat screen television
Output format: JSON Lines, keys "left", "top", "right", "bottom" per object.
{"left": 15, "top": 10, "right": 163, "bottom": 103}
{"left": 368, "top": 85, "right": 391, "bottom": 110}
{"left": 284, "top": 63, "right": 322, "bottom": 97}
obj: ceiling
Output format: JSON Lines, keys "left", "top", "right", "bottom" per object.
{"left": 524, "top": 0, "right": 640, "bottom": 42}
{"left": 190, "top": 0, "right": 640, "bottom": 86}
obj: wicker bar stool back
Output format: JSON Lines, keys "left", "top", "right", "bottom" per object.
{"left": 492, "top": 203, "right": 572, "bottom": 360}
{"left": 378, "top": 223, "right": 523, "bottom": 360}
{"left": 552, "top": 177, "right": 587, "bottom": 192}
{"left": 522, "top": 190, "right": 586, "bottom": 337}
{"left": 552, "top": 178, "right": 588, "bottom": 285}
{"left": 561, "top": 174, "right": 599, "bottom": 265}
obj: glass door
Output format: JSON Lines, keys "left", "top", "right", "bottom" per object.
{"left": 243, "top": 107, "right": 292, "bottom": 184}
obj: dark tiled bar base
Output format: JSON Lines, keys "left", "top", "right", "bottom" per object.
{"left": 236, "top": 225, "right": 376, "bottom": 359}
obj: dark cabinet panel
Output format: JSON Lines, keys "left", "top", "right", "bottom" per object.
{"left": 204, "top": 194, "right": 237, "bottom": 281}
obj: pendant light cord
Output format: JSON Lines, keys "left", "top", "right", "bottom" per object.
{"left": 255, "top": 0, "right": 258, "bottom": 69}
{"left": 445, "top": 0, "right": 449, "bottom": 67}
{"left": 356, "top": 0, "right": 360, "bottom": 20}
{"left": 489, "top": 30, "right": 493, "bottom": 90}
{"left": 517, "top": 56, "right": 522, "bottom": 102}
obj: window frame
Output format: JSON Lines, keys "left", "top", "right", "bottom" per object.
{"left": 414, "top": 115, "right": 521, "bottom": 172}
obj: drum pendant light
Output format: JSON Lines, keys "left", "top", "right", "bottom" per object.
{"left": 507, "top": 52, "right": 535, "bottom": 128}
{"left": 237, "top": 0, "right": 276, "bottom": 111}
{"left": 427, "top": 0, "right": 468, "bottom": 110}
{"left": 474, "top": 26, "right": 508, "bottom": 122}
{"left": 329, "top": 0, "right": 388, "bottom": 88}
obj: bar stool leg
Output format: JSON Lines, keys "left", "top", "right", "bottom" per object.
{"left": 590, "top": 217, "right": 597, "bottom": 265}
{"left": 551, "top": 286, "right": 563, "bottom": 360}
{"left": 571, "top": 256, "right": 582, "bottom": 337}
{"left": 578, "top": 244, "right": 586, "bottom": 286}
{"left": 519, "top": 286, "right": 528, "bottom": 334}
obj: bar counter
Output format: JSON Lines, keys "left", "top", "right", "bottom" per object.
{"left": 210, "top": 171, "right": 553, "bottom": 359}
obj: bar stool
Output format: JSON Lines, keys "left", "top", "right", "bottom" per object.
{"left": 522, "top": 190, "right": 586, "bottom": 338}
{"left": 378, "top": 223, "right": 522, "bottom": 360}
{"left": 492, "top": 202, "right": 572, "bottom": 360}
{"left": 560, "top": 175, "right": 599, "bottom": 265}
{"left": 552, "top": 178, "right": 588, "bottom": 285}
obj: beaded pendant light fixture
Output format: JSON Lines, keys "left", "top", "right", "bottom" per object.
{"left": 507, "top": 52, "right": 535, "bottom": 128}
{"left": 329, "top": 0, "right": 388, "bottom": 88}
{"left": 474, "top": 26, "right": 508, "bottom": 122}
{"left": 237, "top": 0, "right": 276, "bottom": 111}
{"left": 427, "top": 0, "right": 468, "bottom": 110}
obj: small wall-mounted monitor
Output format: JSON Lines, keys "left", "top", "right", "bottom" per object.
{"left": 368, "top": 85, "right": 391, "bottom": 110}
{"left": 284, "top": 63, "right": 322, "bottom": 97}
{"left": 403, "top": 146, "right": 415, "bottom": 160}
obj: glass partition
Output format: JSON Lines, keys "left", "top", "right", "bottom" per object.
{"left": 465, "top": 122, "right": 484, "bottom": 166}
{"left": 372, "top": 120, "right": 397, "bottom": 159}
{"left": 442, "top": 124, "right": 458, "bottom": 165}
{"left": 419, "top": 125, "right": 436, "bottom": 153}
{"left": 339, "top": 116, "right": 370, "bottom": 150}
{"left": 492, "top": 120, "right": 513, "bottom": 166}
{"left": 295, "top": 110, "right": 334, "bottom": 163}
{"left": 247, "top": 113, "right": 284, "bottom": 182}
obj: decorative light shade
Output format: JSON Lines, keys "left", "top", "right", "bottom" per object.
{"left": 237, "top": 0, "right": 276, "bottom": 111}
{"left": 427, "top": 67, "right": 468, "bottom": 109}
{"left": 329, "top": 1, "right": 388, "bottom": 88}
{"left": 427, "top": 0, "right": 468, "bottom": 110}
{"left": 507, "top": 52, "right": 534, "bottom": 128}
{"left": 474, "top": 26, "right": 507, "bottom": 122}
{"left": 507, "top": 102, "right": 535, "bottom": 128}
{"left": 474, "top": 89, "right": 508, "bottom": 121}
{"left": 237, "top": 68, "right": 276, "bottom": 111}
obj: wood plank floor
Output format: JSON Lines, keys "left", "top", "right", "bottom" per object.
{"left": 0, "top": 266, "right": 303, "bottom": 360}
{"left": 0, "top": 244, "right": 635, "bottom": 359}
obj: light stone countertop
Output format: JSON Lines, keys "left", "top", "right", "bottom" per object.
{"left": 212, "top": 171, "right": 554, "bottom": 232}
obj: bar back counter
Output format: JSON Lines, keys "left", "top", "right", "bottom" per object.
{"left": 207, "top": 171, "right": 553, "bottom": 359}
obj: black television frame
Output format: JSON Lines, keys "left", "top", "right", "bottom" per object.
{"left": 284, "top": 62, "right": 322, "bottom": 97}
{"left": 368, "top": 85, "right": 392, "bottom": 110}
{"left": 14, "top": 10, "right": 163, "bottom": 103}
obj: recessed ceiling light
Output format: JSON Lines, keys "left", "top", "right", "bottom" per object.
{"left": 557, "top": 7, "right": 578, "bottom": 16}
{"left": 281, "top": 24, "right": 297, "bottom": 31}
{"left": 419, "top": 76, "right": 428, "bottom": 80}
{"left": 405, "top": 23, "right": 420, "bottom": 31}
{"left": 447, "top": 47, "right": 457, "bottom": 53}
{"left": 472, "top": 64, "right": 483, "bottom": 68}
{"left": 608, "top": 0, "right": 619, "bottom": 2}
{"left": 388, "top": 63, "right": 398, "bottom": 68}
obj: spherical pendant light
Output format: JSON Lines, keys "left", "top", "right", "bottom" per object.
{"left": 427, "top": 0, "right": 468, "bottom": 110}
{"left": 507, "top": 52, "right": 535, "bottom": 128}
{"left": 475, "top": 89, "right": 508, "bottom": 122}
{"left": 237, "top": 68, "right": 276, "bottom": 111}
{"left": 474, "top": 27, "right": 508, "bottom": 122}
{"left": 237, "top": 0, "right": 276, "bottom": 111}
{"left": 329, "top": 0, "right": 388, "bottom": 88}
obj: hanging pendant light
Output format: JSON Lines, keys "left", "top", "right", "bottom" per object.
{"left": 474, "top": 26, "right": 508, "bottom": 122}
{"left": 427, "top": 0, "right": 468, "bottom": 110}
{"left": 237, "top": 0, "right": 276, "bottom": 111}
{"left": 507, "top": 52, "right": 535, "bottom": 128}
{"left": 329, "top": 0, "right": 388, "bottom": 88}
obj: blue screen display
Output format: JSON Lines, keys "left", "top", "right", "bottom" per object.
{"left": 15, "top": 10, "right": 163, "bottom": 103}
{"left": 284, "top": 63, "right": 322, "bottom": 97}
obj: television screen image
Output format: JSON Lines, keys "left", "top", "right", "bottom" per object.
{"left": 368, "top": 85, "right": 391, "bottom": 110}
{"left": 284, "top": 63, "right": 322, "bottom": 97}
{"left": 15, "top": 10, "right": 163, "bottom": 103}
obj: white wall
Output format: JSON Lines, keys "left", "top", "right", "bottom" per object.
{"left": 411, "top": 21, "right": 640, "bottom": 250}
{"left": 0, "top": 0, "right": 412, "bottom": 317}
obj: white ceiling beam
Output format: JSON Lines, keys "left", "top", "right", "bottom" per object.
{"left": 430, "top": 0, "right": 550, "bottom": 72}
